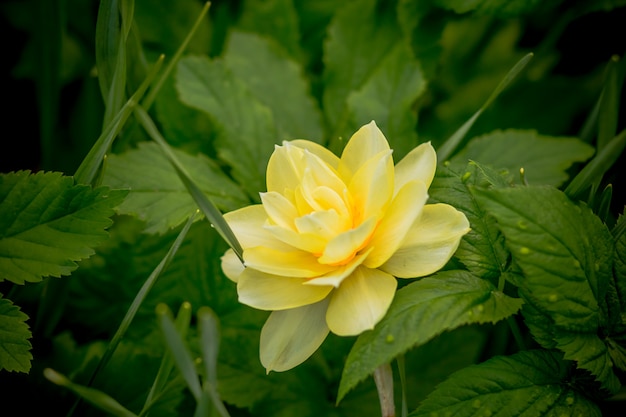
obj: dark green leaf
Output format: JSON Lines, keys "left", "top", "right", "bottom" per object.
{"left": 176, "top": 56, "right": 278, "bottom": 198}
{"left": 103, "top": 142, "right": 247, "bottom": 234}
{"left": 432, "top": 0, "right": 544, "bottom": 16}
{"left": 453, "top": 129, "right": 594, "bottom": 187}
{"left": 473, "top": 186, "right": 620, "bottom": 393}
{"left": 409, "top": 350, "right": 601, "bottom": 417}
{"left": 0, "top": 171, "right": 127, "bottom": 284}
{"left": 0, "top": 295, "right": 32, "bottom": 373}
{"left": 429, "top": 162, "right": 510, "bottom": 281}
{"left": 224, "top": 30, "right": 323, "bottom": 142}
{"left": 338, "top": 271, "right": 523, "bottom": 402}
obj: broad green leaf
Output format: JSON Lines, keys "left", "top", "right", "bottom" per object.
{"left": 224, "top": 30, "right": 323, "bottom": 142}
{"left": 409, "top": 350, "right": 601, "bottom": 417}
{"left": 429, "top": 162, "right": 510, "bottom": 281}
{"left": 432, "top": 0, "right": 543, "bottom": 16}
{"left": 337, "top": 271, "right": 523, "bottom": 402}
{"left": 0, "top": 295, "right": 32, "bottom": 372}
{"left": 0, "top": 171, "right": 127, "bottom": 284}
{"left": 473, "top": 186, "right": 620, "bottom": 393}
{"left": 453, "top": 129, "right": 594, "bottom": 187}
{"left": 103, "top": 142, "right": 248, "bottom": 235}
{"left": 176, "top": 56, "right": 278, "bottom": 198}
{"left": 614, "top": 211, "right": 626, "bottom": 311}
{"left": 237, "top": 0, "right": 302, "bottom": 59}
{"left": 347, "top": 41, "right": 426, "bottom": 159}
{"left": 322, "top": 0, "right": 403, "bottom": 150}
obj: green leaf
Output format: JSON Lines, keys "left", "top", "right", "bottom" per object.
{"left": 473, "top": 186, "right": 620, "bottom": 393}
{"left": 409, "top": 350, "right": 601, "bottom": 417}
{"left": 453, "top": 129, "right": 595, "bottom": 187}
{"left": 431, "top": 0, "right": 544, "bottom": 16}
{"left": 322, "top": 0, "right": 403, "bottom": 150}
{"left": 347, "top": 41, "right": 426, "bottom": 159}
{"left": 176, "top": 56, "right": 278, "bottom": 198}
{"left": 103, "top": 142, "right": 247, "bottom": 234}
{"left": 223, "top": 30, "right": 323, "bottom": 142}
{"left": 0, "top": 171, "right": 127, "bottom": 284}
{"left": 337, "top": 271, "right": 523, "bottom": 402}
{"left": 0, "top": 295, "right": 32, "bottom": 373}
{"left": 237, "top": 0, "right": 302, "bottom": 59}
{"left": 429, "top": 162, "right": 510, "bottom": 281}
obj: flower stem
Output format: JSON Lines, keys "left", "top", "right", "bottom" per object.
{"left": 373, "top": 363, "right": 395, "bottom": 417}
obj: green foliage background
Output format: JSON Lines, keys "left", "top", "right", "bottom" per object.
{"left": 1, "top": 0, "right": 625, "bottom": 416}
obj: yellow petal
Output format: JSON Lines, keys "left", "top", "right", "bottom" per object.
{"left": 264, "top": 224, "right": 327, "bottom": 254}
{"left": 224, "top": 205, "right": 285, "bottom": 249}
{"left": 238, "top": 268, "right": 332, "bottom": 310}
{"left": 245, "top": 246, "right": 335, "bottom": 277}
{"left": 266, "top": 142, "right": 305, "bottom": 193}
{"left": 348, "top": 150, "right": 394, "bottom": 223}
{"left": 338, "top": 121, "right": 391, "bottom": 183}
{"left": 305, "top": 247, "right": 373, "bottom": 287}
{"left": 260, "top": 191, "right": 298, "bottom": 230}
{"left": 363, "top": 180, "right": 429, "bottom": 269}
{"left": 301, "top": 150, "right": 345, "bottom": 194}
{"left": 260, "top": 299, "right": 330, "bottom": 373}
{"left": 394, "top": 142, "right": 437, "bottom": 194}
{"left": 220, "top": 249, "right": 245, "bottom": 283}
{"left": 290, "top": 139, "right": 340, "bottom": 169}
{"left": 318, "top": 217, "right": 377, "bottom": 265}
{"left": 381, "top": 204, "right": 470, "bottom": 278}
{"left": 294, "top": 208, "right": 343, "bottom": 241}
{"left": 326, "top": 267, "right": 397, "bottom": 336}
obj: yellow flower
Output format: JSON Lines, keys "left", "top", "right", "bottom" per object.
{"left": 221, "top": 121, "right": 470, "bottom": 372}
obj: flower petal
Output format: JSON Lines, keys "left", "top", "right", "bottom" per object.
{"left": 225, "top": 205, "right": 290, "bottom": 251}
{"left": 264, "top": 224, "right": 327, "bottom": 254}
{"left": 266, "top": 142, "right": 305, "bottom": 193}
{"left": 394, "top": 142, "right": 437, "bottom": 194}
{"left": 290, "top": 139, "right": 340, "bottom": 169}
{"left": 363, "top": 180, "right": 429, "bottom": 269}
{"left": 305, "top": 247, "right": 373, "bottom": 287}
{"left": 260, "top": 299, "right": 330, "bottom": 373}
{"left": 220, "top": 249, "right": 245, "bottom": 283}
{"left": 348, "top": 149, "right": 394, "bottom": 223}
{"left": 381, "top": 203, "right": 470, "bottom": 278}
{"left": 318, "top": 217, "right": 377, "bottom": 265}
{"left": 338, "top": 121, "right": 391, "bottom": 183}
{"left": 238, "top": 268, "right": 332, "bottom": 310}
{"left": 245, "top": 246, "right": 335, "bottom": 277}
{"left": 260, "top": 191, "right": 298, "bottom": 230}
{"left": 326, "top": 267, "right": 397, "bottom": 336}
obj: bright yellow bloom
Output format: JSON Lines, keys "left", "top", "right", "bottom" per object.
{"left": 221, "top": 121, "right": 470, "bottom": 372}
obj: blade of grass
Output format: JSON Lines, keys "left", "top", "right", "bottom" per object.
{"left": 565, "top": 129, "right": 626, "bottom": 199}
{"left": 157, "top": 304, "right": 202, "bottom": 401}
{"left": 141, "top": 302, "right": 193, "bottom": 416}
{"left": 66, "top": 211, "right": 197, "bottom": 417}
{"left": 198, "top": 307, "right": 231, "bottom": 417}
{"left": 134, "top": 105, "right": 244, "bottom": 261}
{"left": 598, "top": 55, "right": 624, "bottom": 151}
{"left": 45, "top": 368, "right": 138, "bottom": 417}
{"left": 142, "top": 1, "right": 211, "bottom": 109}
{"left": 73, "top": 54, "right": 164, "bottom": 185}
{"left": 437, "top": 53, "right": 534, "bottom": 161}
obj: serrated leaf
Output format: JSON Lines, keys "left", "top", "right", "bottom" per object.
{"left": 338, "top": 271, "right": 523, "bottom": 402}
{"left": 224, "top": 30, "right": 323, "bottom": 142}
{"left": 347, "top": 41, "right": 426, "bottom": 159}
{"left": 322, "top": 0, "right": 403, "bottom": 150}
{"left": 429, "top": 162, "right": 510, "bottom": 281}
{"left": 176, "top": 55, "right": 278, "bottom": 199}
{"left": 0, "top": 171, "right": 127, "bottom": 284}
{"left": 453, "top": 129, "right": 595, "bottom": 187}
{"left": 0, "top": 295, "right": 32, "bottom": 372}
{"left": 409, "top": 350, "right": 601, "bottom": 417}
{"left": 473, "top": 186, "right": 620, "bottom": 393}
{"left": 103, "top": 142, "right": 248, "bottom": 234}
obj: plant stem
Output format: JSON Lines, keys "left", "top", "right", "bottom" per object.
{"left": 373, "top": 363, "right": 395, "bottom": 417}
